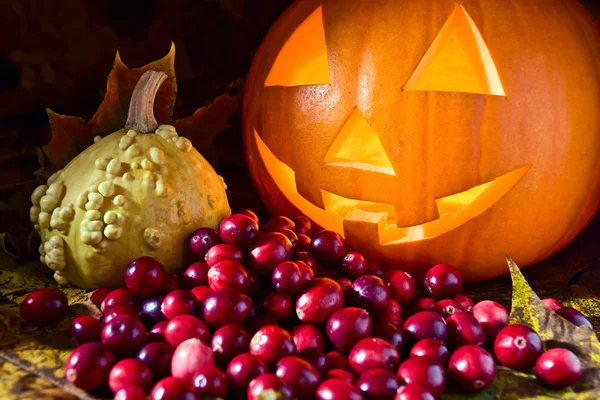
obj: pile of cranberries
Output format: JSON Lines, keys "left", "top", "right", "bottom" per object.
{"left": 20, "top": 211, "right": 590, "bottom": 399}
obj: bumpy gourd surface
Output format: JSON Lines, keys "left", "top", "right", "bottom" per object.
{"left": 31, "top": 125, "right": 231, "bottom": 289}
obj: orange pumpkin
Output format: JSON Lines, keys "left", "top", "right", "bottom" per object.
{"left": 243, "top": 0, "right": 600, "bottom": 281}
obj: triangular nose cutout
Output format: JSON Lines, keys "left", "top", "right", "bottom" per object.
{"left": 404, "top": 4, "right": 505, "bottom": 96}
{"left": 325, "top": 108, "right": 396, "bottom": 176}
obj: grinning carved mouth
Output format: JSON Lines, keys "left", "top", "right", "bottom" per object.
{"left": 254, "top": 129, "right": 530, "bottom": 244}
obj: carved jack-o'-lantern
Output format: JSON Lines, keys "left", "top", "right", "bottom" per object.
{"left": 243, "top": 0, "right": 600, "bottom": 281}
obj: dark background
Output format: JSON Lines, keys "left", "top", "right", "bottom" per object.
{"left": 0, "top": 0, "right": 598, "bottom": 258}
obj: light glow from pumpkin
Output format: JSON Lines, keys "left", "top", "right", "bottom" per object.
{"left": 404, "top": 4, "right": 505, "bottom": 96}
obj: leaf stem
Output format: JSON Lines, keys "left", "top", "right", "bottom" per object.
{"left": 125, "top": 70, "right": 167, "bottom": 133}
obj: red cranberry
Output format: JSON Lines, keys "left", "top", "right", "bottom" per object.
{"left": 406, "top": 298, "right": 436, "bottom": 316}
{"left": 191, "top": 365, "right": 228, "bottom": 397}
{"left": 182, "top": 261, "right": 210, "bottom": 289}
{"left": 220, "top": 213, "right": 259, "bottom": 248}
{"left": 311, "top": 230, "right": 345, "bottom": 267}
{"left": 326, "top": 307, "right": 372, "bottom": 354}
{"left": 238, "top": 209, "right": 260, "bottom": 224}
{"left": 434, "top": 299, "right": 465, "bottom": 319}
{"left": 409, "top": 339, "right": 449, "bottom": 366}
{"left": 268, "top": 215, "right": 295, "bottom": 231}
{"left": 125, "top": 256, "right": 165, "bottom": 297}
{"left": 383, "top": 271, "right": 416, "bottom": 308}
{"left": 263, "top": 292, "right": 293, "bottom": 321}
{"left": 71, "top": 316, "right": 102, "bottom": 344}
{"left": 535, "top": 348, "right": 582, "bottom": 388}
{"left": 278, "top": 228, "right": 299, "bottom": 247}
{"left": 207, "top": 260, "right": 250, "bottom": 294}
{"left": 206, "top": 243, "right": 244, "bottom": 267}
{"left": 394, "top": 384, "right": 435, "bottom": 400}
{"left": 161, "top": 290, "right": 199, "bottom": 319}
{"left": 227, "top": 353, "right": 268, "bottom": 391}
{"left": 114, "top": 385, "right": 146, "bottom": 400}
{"left": 542, "top": 298, "right": 564, "bottom": 311}
{"left": 556, "top": 307, "right": 593, "bottom": 329}
{"left": 101, "top": 288, "right": 139, "bottom": 313}
{"left": 299, "top": 348, "right": 329, "bottom": 378}
{"left": 104, "top": 305, "right": 140, "bottom": 324}
{"left": 316, "top": 378, "right": 362, "bottom": 400}
{"left": 448, "top": 345, "right": 495, "bottom": 393}
{"left": 164, "top": 314, "right": 210, "bottom": 347}
{"left": 102, "top": 314, "right": 148, "bottom": 356}
{"left": 203, "top": 289, "right": 252, "bottom": 327}
{"left": 91, "top": 287, "right": 111, "bottom": 309}
{"left": 326, "top": 351, "right": 350, "bottom": 371}
{"left": 403, "top": 311, "right": 448, "bottom": 344}
{"left": 383, "top": 298, "right": 402, "bottom": 317}
{"left": 297, "top": 260, "right": 316, "bottom": 283}
{"left": 371, "top": 322, "right": 405, "bottom": 355}
{"left": 272, "top": 261, "right": 304, "bottom": 295}
{"left": 423, "top": 264, "right": 463, "bottom": 300}
{"left": 20, "top": 288, "right": 68, "bottom": 326}
{"left": 357, "top": 368, "right": 400, "bottom": 400}
{"left": 296, "top": 278, "right": 344, "bottom": 325}
{"left": 471, "top": 300, "right": 509, "bottom": 344}
{"left": 109, "top": 358, "right": 152, "bottom": 394}
{"left": 294, "top": 252, "right": 318, "bottom": 271}
{"left": 250, "top": 325, "right": 297, "bottom": 366}
{"left": 212, "top": 324, "right": 251, "bottom": 366}
{"left": 446, "top": 312, "right": 484, "bottom": 348}
{"left": 140, "top": 297, "right": 166, "bottom": 327}
{"left": 292, "top": 215, "right": 312, "bottom": 235}
{"left": 352, "top": 275, "right": 390, "bottom": 316}
{"left": 366, "top": 261, "right": 385, "bottom": 278}
{"left": 245, "top": 314, "right": 280, "bottom": 336}
{"left": 138, "top": 342, "right": 174, "bottom": 381}
{"left": 327, "top": 368, "right": 355, "bottom": 383}
{"left": 172, "top": 338, "right": 215, "bottom": 381}
{"left": 276, "top": 356, "right": 321, "bottom": 400}
{"left": 349, "top": 337, "right": 400, "bottom": 374}
{"left": 249, "top": 232, "right": 293, "bottom": 274}
{"left": 149, "top": 377, "right": 197, "bottom": 400}
{"left": 340, "top": 252, "right": 368, "bottom": 279}
{"left": 190, "top": 227, "right": 221, "bottom": 258}
{"left": 337, "top": 277, "right": 353, "bottom": 296}
{"left": 494, "top": 324, "right": 543, "bottom": 371}
{"left": 248, "top": 373, "right": 294, "bottom": 400}
{"left": 149, "top": 321, "right": 169, "bottom": 342}
{"left": 159, "top": 274, "right": 182, "bottom": 294}
{"left": 292, "top": 324, "right": 325, "bottom": 352}
{"left": 453, "top": 294, "right": 474, "bottom": 313}
{"left": 190, "top": 286, "right": 212, "bottom": 306}
{"left": 295, "top": 234, "right": 311, "bottom": 252}
{"left": 397, "top": 357, "right": 446, "bottom": 397}
{"left": 65, "top": 342, "right": 115, "bottom": 391}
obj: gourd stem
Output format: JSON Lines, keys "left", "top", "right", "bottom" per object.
{"left": 125, "top": 70, "right": 167, "bottom": 133}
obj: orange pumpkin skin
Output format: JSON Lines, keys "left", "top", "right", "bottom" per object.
{"left": 243, "top": 0, "right": 600, "bottom": 281}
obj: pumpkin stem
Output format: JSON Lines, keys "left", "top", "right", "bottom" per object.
{"left": 125, "top": 70, "right": 167, "bottom": 133}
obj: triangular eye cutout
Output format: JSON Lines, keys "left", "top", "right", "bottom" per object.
{"left": 265, "top": 5, "right": 331, "bottom": 87}
{"left": 404, "top": 4, "right": 505, "bottom": 96}
{"left": 325, "top": 108, "right": 396, "bottom": 176}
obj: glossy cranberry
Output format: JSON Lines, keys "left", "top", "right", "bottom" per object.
{"left": 406, "top": 298, "right": 436, "bottom": 316}
{"left": 423, "top": 264, "right": 463, "bottom": 300}
{"left": 535, "top": 348, "right": 581, "bottom": 388}
{"left": 394, "top": 383, "right": 435, "bottom": 400}
{"left": 295, "top": 233, "right": 311, "bottom": 252}
{"left": 352, "top": 275, "right": 390, "bottom": 316}
{"left": 189, "top": 227, "right": 221, "bottom": 259}
{"left": 205, "top": 243, "right": 244, "bottom": 267}
{"left": 271, "top": 261, "right": 303, "bottom": 295}
{"left": 298, "top": 348, "right": 328, "bottom": 378}
{"left": 397, "top": 357, "right": 446, "bottom": 397}
{"left": 160, "top": 290, "right": 199, "bottom": 319}
{"left": 248, "top": 373, "right": 294, "bottom": 400}
{"left": 220, "top": 213, "right": 259, "bottom": 248}
{"left": 114, "top": 385, "right": 146, "bottom": 400}
{"left": 292, "top": 324, "right": 325, "bottom": 352}
{"left": 410, "top": 339, "right": 449, "bottom": 366}
{"left": 245, "top": 314, "right": 280, "bottom": 336}
{"left": 125, "top": 256, "right": 165, "bottom": 297}
{"left": 140, "top": 297, "right": 166, "bottom": 327}
{"left": 556, "top": 307, "right": 593, "bottom": 329}
{"left": 403, "top": 311, "right": 448, "bottom": 344}
{"left": 137, "top": 342, "right": 174, "bottom": 381}
{"left": 149, "top": 377, "right": 198, "bottom": 400}
{"left": 64, "top": 342, "right": 115, "bottom": 391}
{"left": 159, "top": 274, "right": 182, "bottom": 294}
{"left": 327, "top": 368, "right": 355, "bottom": 383}
{"left": 20, "top": 287, "right": 68, "bottom": 326}
{"left": 448, "top": 345, "right": 495, "bottom": 392}
{"left": 453, "top": 294, "right": 474, "bottom": 313}
{"left": 249, "top": 325, "right": 296, "bottom": 366}
{"left": 101, "top": 288, "right": 139, "bottom": 313}
{"left": 238, "top": 209, "right": 260, "bottom": 224}
{"left": 296, "top": 278, "right": 344, "bottom": 325}
{"left": 316, "top": 378, "right": 363, "bottom": 400}
{"left": 294, "top": 251, "right": 318, "bottom": 271}
{"left": 102, "top": 314, "right": 148, "bottom": 355}
{"left": 371, "top": 322, "right": 405, "bottom": 355}
{"left": 494, "top": 324, "right": 543, "bottom": 371}
{"left": 190, "top": 365, "right": 228, "bottom": 397}
{"left": 471, "top": 300, "right": 509, "bottom": 344}
{"left": 297, "top": 260, "right": 316, "bottom": 283}
{"left": 349, "top": 337, "right": 400, "bottom": 374}
{"left": 289, "top": 215, "right": 310, "bottom": 235}
{"left": 263, "top": 292, "right": 293, "bottom": 321}
{"left": 149, "top": 321, "right": 168, "bottom": 342}
{"left": 207, "top": 260, "right": 250, "bottom": 294}
{"left": 104, "top": 305, "right": 139, "bottom": 325}
{"left": 311, "top": 230, "right": 345, "bottom": 267}
{"left": 378, "top": 313, "right": 404, "bottom": 330}
{"left": 211, "top": 324, "right": 251, "bottom": 366}
{"left": 326, "top": 351, "right": 350, "bottom": 371}
{"left": 267, "top": 215, "right": 294, "bottom": 231}
{"left": 446, "top": 312, "right": 485, "bottom": 349}
{"left": 182, "top": 261, "right": 209, "bottom": 289}
{"left": 172, "top": 338, "right": 215, "bottom": 381}
{"left": 357, "top": 368, "right": 400, "bottom": 400}
{"left": 203, "top": 289, "right": 252, "bottom": 327}
{"left": 340, "top": 252, "right": 368, "bottom": 279}
{"left": 71, "top": 316, "right": 102, "bottom": 344}
{"left": 227, "top": 353, "right": 268, "bottom": 391}
{"left": 366, "top": 261, "right": 385, "bottom": 278}
{"left": 276, "top": 356, "right": 321, "bottom": 400}
{"left": 109, "top": 358, "right": 152, "bottom": 394}
{"left": 434, "top": 299, "right": 465, "bottom": 319}
{"left": 383, "top": 298, "right": 402, "bottom": 317}
{"left": 542, "top": 297, "right": 564, "bottom": 311}
{"left": 326, "top": 307, "right": 372, "bottom": 354}
{"left": 90, "top": 287, "right": 111, "bottom": 309}
{"left": 336, "top": 277, "right": 352, "bottom": 295}
{"left": 190, "top": 286, "right": 212, "bottom": 306}
{"left": 164, "top": 314, "right": 210, "bottom": 347}
{"left": 249, "top": 232, "right": 294, "bottom": 274}
{"left": 278, "top": 228, "right": 299, "bottom": 247}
